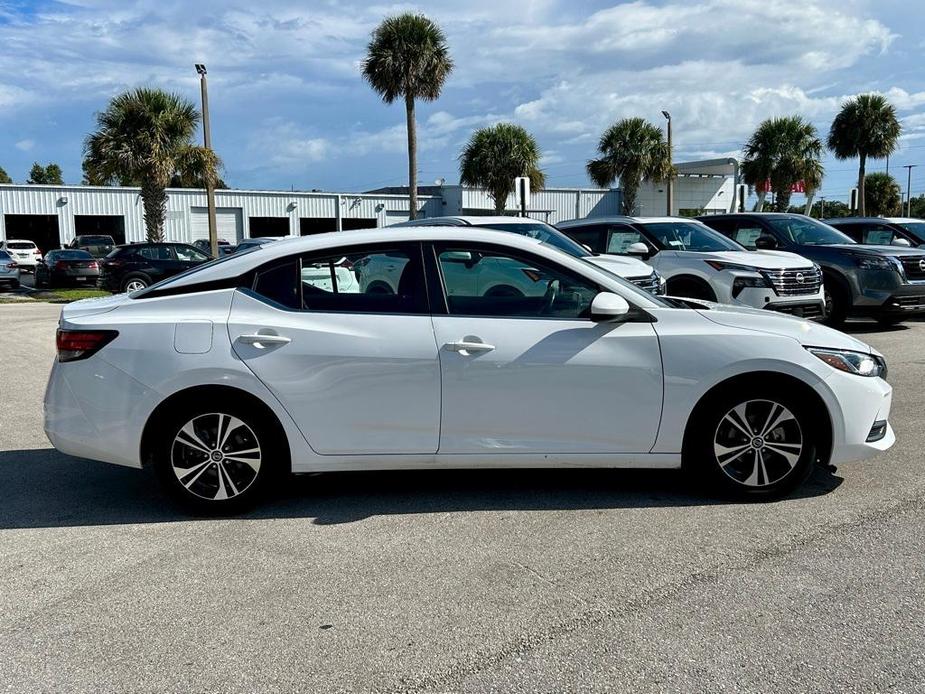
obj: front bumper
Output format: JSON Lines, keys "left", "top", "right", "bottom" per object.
{"left": 818, "top": 368, "right": 894, "bottom": 465}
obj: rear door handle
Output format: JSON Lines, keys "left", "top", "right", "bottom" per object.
{"left": 237, "top": 333, "right": 291, "bottom": 348}
{"left": 444, "top": 340, "right": 495, "bottom": 355}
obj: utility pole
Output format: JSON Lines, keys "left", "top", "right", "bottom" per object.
{"left": 819, "top": 196, "right": 826, "bottom": 219}
{"left": 904, "top": 165, "right": 917, "bottom": 217}
{"left": 195, "top": 63, "right": 219, "bottom": 258}
{"left": 662, "top": 110, "right": 673, "bottom": 216}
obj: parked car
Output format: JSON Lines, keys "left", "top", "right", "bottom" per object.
{"left": 34, "top": 249, "right": 100, "bottom": 288}
{"left": 0, "top": 250, "right": 20, "bottom": 289}
{"left": 824, "top": 217, "right": 924, "bottom": 248}
{"left": 391, "top": 216, "right": 665, "bottom": 295}
{"left": 68, "top": 235, "right": 115, "bottom": 258}
{"left": 698, "top": 213, "right": 925, "bottom": 326}
{"left": 234, "top": 236, "right": 285, "bottom": 253}
{"left": 46, "top": 227, "right": 893, "bottom": 512}
{"left": 193, "top": 239, "right": 237, "bottom": 257}
{"left": 558, "top": 216, "right": 826, "bottom": 319}
{"left": 99, "top": 242, "right": 211, "bottom": 293}
{"left": 0, "top": 239, "right": 42, "bottom": 271}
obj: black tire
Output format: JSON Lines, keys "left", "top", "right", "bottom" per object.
{"left": 11, "top": 279, "right": 19, "bottom": 290}
{"left": 667, "top": 277, "right": 716, "bottom": 302}
{"left": 822, "top": 278, "right": 849, "bottom": 327}
{"left": 151, "top": 400, "right": 286, "bottom": 514}
{"left": 122, "top": 274, "right": 150, "bottom": 293}
{"left": 685, "top": 386, "right": 816, "bottom": 499}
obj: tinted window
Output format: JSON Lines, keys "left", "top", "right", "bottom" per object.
{"left": 560, "top": 227, "right": 601, "bottom": 253}
{"left": 858, "top": 223, "right": 899, "bottom": 245}
{"left": 0, "top": 250, "right": 11, "bottom": 260}
{"left": 251, "top": 245, "right": 427, "bottom": 314}
{"left": 78, "top": 236, "right": 113, "bottom": 244}
{"left": 605, "top": 225, "right": 648, "bottom": 254}
{"left": 54, "top": 250, "right": 94, "bottom": 260}
{"left": 896, "top": 222, "right": 925, "bottom": 242}
{"left": 766, "top": 216, "right": 853, "bottom": 245}
{"left": 174, "top": 245, "right": 210, "bottom": 262}
{"left": 732, "top": 221, "right": 766, "bottom": 249}
{"left": 475, "top": 222, "right": 589, "bottom": 258}
{"left": 7, "top": 241, "right": 36, "bottom": 249}
{"left": 641, "top": 221, "right": 742, "bottom": 251}
{"left": 138, "top": 245, "right": 173, "bottom": 261}
{"left": 437, "top": 246, "right": 599, "bottom": 319}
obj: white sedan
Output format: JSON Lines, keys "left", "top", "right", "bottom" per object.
{"left": 45, "top": 227, "right": 894, "bottom": 512}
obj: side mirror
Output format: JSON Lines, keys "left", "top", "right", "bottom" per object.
{"left": 442, "top": 251, "right": 474, "bottom": 263}
{"left": 591, "top": 292, "right": 631, "bottom": 322}
{"left": 627, "top": 242, "right": 649, "bottom": 256}
{"left": 581, "top": 243, "right": 594, "bottom": 254}
{"left": 892, "top": 237, "right": 912, "bottom": 247}
{"left": 755, "top": 235, "right": 778, "bottom": 250}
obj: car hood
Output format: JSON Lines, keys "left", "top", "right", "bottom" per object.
{"left": 821, "top": 243, "right": 925, "bottom": 257}
{"left": 586, "top": 254, "right": 653, "bottom": 278}
{"left": 704, "top": 250, "right": 814, "bottom": 269}
{"left": 689, "top": 301, "right": 873, "bottom": 354}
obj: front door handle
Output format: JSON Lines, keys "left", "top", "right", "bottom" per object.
{"left": 237, "top": 333, "right": 291, "bottom": 349}
{"left": 444, "top": 340, "right": 495, "bottom": 355}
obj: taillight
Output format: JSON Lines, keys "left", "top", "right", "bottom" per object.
{"left": 7, "top": 261, "right": 16, "bottom": 269}
{"left": 56, "top": 330, "right": 118, "bottom": 363}
{"left": 55, "top": 261, "right": 68, "bottom": 271}
{"left": 89, "top": 261, "right": 99, "bottom": 269}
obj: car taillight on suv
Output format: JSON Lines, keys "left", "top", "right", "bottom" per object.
{"left": 56, "top": 329, "right": 118, "bottom": 362}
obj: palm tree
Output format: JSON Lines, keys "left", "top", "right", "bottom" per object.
{"left": 362, "top": 13, "right": 453, "bottom": 220}
{"left": 459, "top": 123, "right": 545, "bottom": 213}
{"left": 586, "top": 117, "right": 673, "bottom": 216}
{"left": 741, "top": 116, "right": 824, "bottom": 213}
{"left": 864, "top": 172, "right": 902, "bottom": 216}
{"left": 84, "top": 88, "right": 220, "bottom": 242}
{"left": 828, "top": 94, "right": 901, "bottom": 216}
{"left": 0, "top": 166, "right": 11, "bottom": 184}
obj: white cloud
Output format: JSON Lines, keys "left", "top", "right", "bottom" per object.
{"left": 14, "top": 139, "right": 34, "bottom": 151}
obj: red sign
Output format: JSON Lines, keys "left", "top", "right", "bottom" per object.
{"left": 756, "top": 180, "right": 805, "bottom": 194}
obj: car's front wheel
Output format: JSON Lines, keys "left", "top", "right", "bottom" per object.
{"left": 687, "top": 389, "right": 816, "bottom": 498}
{"left": 153, "top": 404, "right": 283, "bottom": 513}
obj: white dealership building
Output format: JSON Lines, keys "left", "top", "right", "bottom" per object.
{"left": 0, "top": 159, "right": 735, "bottom": 251}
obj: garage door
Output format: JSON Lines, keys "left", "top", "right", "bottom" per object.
{"left": 190, "top": 207, "right": 243, "bottom": 243}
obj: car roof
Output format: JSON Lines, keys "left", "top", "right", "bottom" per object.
{"left": 823, "top": 217, "right": 899, "bottom": 224}
{"left": 156, "top": 226, "right": 589, "bottom": 291}
{"left": 391, "top": 216, "right": 556, "bottom": 227}
{"left": 558, "top": 215, "right": 710, "bottom": 227}
{"left": 4, "top": 239, "right": 37, "bottom": 244}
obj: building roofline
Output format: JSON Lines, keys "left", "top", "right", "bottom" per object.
{"left": 0, "top": 183, "right": 438, "bottom": 200}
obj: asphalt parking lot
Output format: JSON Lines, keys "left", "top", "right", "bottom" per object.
{"left": 1, "top": 303, "right": 923, "bottom": 693}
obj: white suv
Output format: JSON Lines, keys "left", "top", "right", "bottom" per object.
{"left": 0, "top": 239, "right": 42, "bottom": 271}
{"left": 390, "top": 216, "right": 665, "bottom": 295}
{"left": 558, "top": 216, "right": 826, "bottom": 319}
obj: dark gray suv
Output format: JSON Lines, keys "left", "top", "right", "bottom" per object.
{"left": 698, "top": 213, "right": 925, "bottom": 326}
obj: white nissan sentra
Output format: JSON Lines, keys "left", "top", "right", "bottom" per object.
{"left": 45, "top": 227, "right": 894, "bottom": 512}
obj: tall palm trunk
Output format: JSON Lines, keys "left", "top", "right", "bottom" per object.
{"left": 141, "top": 178, "right": 167, "bottom": 242}
{"left": 622, "top": 182, "right": 637, "bottom": 216}
{"left": 857, "top": 153, "right": 867, "bottom": 216}
{"left": 755, "top": 190, "right": 767, "bottom": 212}
{"left": 803, "top": 191, "right": 815, "bottom": 216}
{"left": 774, "top": 187, "right": 792, "bottom": 212}
{"left": 405, "top": 93, "right": 418, "bottom": 220}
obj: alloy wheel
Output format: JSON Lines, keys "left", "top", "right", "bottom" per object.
{"left": 125, "top": 279, "right": 147, "bottom": 292}
{"left": 712, "top": 399, "right": 803, "bottom": 487}
{"left": 170, "top": 413, "right": 262, "bottom": 501}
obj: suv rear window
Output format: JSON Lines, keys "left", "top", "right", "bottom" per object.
{"left": 78, "top": 236, "right": 114, "bottom": 244}
{"left": 7, "top": 242, "right": 36, "bottom": 249}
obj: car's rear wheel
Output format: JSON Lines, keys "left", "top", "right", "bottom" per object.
{"left": 122, "top": 275, "right": 149, "bottom": 293}
{"left": 153, "top": 404, "right": 282, "bottom": 513}
{"left": 687, "top": 390, "right": 815, "bottom": 498}
{"left": 822, "top": 280, "right": 848, "bottom": 327}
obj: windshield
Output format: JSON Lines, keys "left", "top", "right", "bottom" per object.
{"left": 79, "top": 236, "right": 114, "bottom": 244}
{"left": 54, "top": 250, "right": 94, "bottom": 260}
{"left": 475, "top": 222, "right": 589, "bottom": 258}
{"left": 642, "top": 221, "right": 743, "bottom": 252}
{"left": 766, "top": 216, "right": 854, "bottom": 246}
{"left": 896, "top": 222, "right": 925, "bottom": 242}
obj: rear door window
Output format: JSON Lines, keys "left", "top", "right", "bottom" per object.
{"left": 251, "top": 243, "right": 427, "bottom": 314}
{"left": 605, "top": 224, "right": 648, "bottom": 254}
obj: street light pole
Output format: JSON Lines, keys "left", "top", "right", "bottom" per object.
{"left": 903, "top": 164, "right": 917, "bottom": 217}
{"left": 662, "top": 110, "right": 673, "bottom": 216}
{"left": 195, "top": 63, "right": 219, "bottom": 258}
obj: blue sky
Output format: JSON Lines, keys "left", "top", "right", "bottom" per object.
{"left": 1, "top": 0, "right": 924, "bottom": 205}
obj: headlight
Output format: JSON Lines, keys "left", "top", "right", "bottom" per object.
{"left": 854, "top": 254, "right": 894, "bottom": 270}
{"left": 656, "top": 273, "right": 667, "bottom": 295}
{"left": 731, "top": 275, "right": 772, "bottom": 297}
{"left": 807, "top": 347, "right": 887, "bottom": 378}
{"left": 705, "top": 260, "right": 761, "bottom": 272}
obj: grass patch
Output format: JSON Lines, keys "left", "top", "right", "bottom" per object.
{"left": 38, "top": 288, "right": 111, "bottom": 303}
